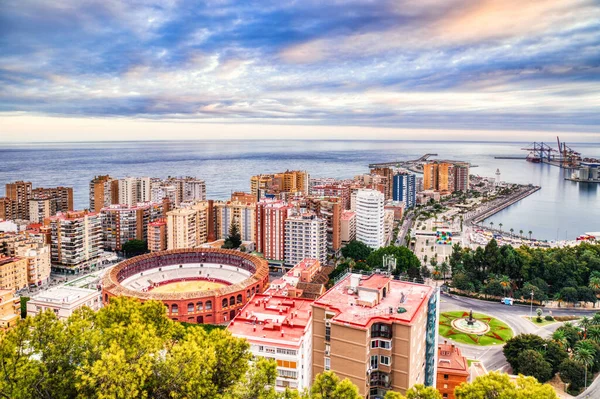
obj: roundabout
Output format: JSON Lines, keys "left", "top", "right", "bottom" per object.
{"left": 439, "top": 310, "right": 513, "bottom": 346}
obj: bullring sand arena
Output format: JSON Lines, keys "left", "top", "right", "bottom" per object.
{"left": 102, "top": 248, "right": 269, "bottom": 324}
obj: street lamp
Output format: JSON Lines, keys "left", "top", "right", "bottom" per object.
{"left": 529, "top": 291, "right": 534, "bottom": 321}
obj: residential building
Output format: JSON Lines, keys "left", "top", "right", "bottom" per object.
{"left": 0, "top": 256, "right": 28, "bottom": 291}
{"left": 355, "top": 189, "right": 385, "bottom": 249}
{"left": 312, "top": 273, "right": 440, "bottom": 398}
{"left": 12, "top": 238, "right": 51, "bottom": 286}
{"left": 0, "top": 290, "right": 20, "bottom": 329}
{"left": 45, "top": 211, "right": 103, "bottom": 271}
{"left": 0, "top": 197, "right": 16, "bottom": 221}
{"left": 100, "top": 202, "right": 164, "bottom": 251}
{"left": 437, "top": 342, "right": 469, "bottom": 399}
{"left": 422, "top": 162, "right": 468, "bottom": 194}
{"left": 392, "top": 172, "right": 416, "bottom": 208}
{"left": 231, "top": 191, "right": 256, "bottom": 203}
{"left": 27, "top": 286, "right": 102, "bottom": 320}
{"left": 31, "top": 187, "right": 73, "bottom": 214}
{"left": 370, "top": 168, "right": 394, "bottom": 200}
{"left": 284, "top": 212, "right": 327, "bottom": 266}
{"left": 453, "top": 163, "right": 470, "bottom": 193}
{"left": 215, "top": 200, "right": 256, "bottom": 242}
{"left": 5, "top": 181, "right": 32, "bottom": 220}
{"left": 228, "top": 294, "right": 314, "bottom": 392}
{"left": 89, "top": 175, "right": 119, "bottom": 212}
{"left": 251, "top": 170, "right": 309, "bottom": 199}
{"left": 265, "top": 259, "right": 326, "bottom": 300}
{"left": 28, "top": 197, "right": 55, "bottom": 223}
{"left": 307, "top": 197, "right": 342, "bottom": 255}
{"left": 311, "top": 185, "right": 351, "bottom": 210}
{"left": 166, "top": 201, "right": 210, "bottom": 249}
{"left": 340, "top": 211, "right": 356, "bottom": 245}
{"left": 256, "top": 200, "right": 292, "bottom": 261}
{"left": 148, "top": 219, "right": 167, "bottom": 252}
{"left": 118, "top": 177, "right": 151, "bottom": 206}
{"left": 438, "top": 163, "right": 455, "bottom": 193}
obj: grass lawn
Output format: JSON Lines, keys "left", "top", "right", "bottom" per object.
{"left": 439, "top": 311, "right": 513, "bottom": 346}
{"left": 523, "top": 316, "right": 557, "bottom": 327}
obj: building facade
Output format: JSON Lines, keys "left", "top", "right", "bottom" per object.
{"left": 0, "top": 289, "right": 20, "bottom": 329}
{"left": 284, "top": 212, "right": 327, "bottom": 266}
{"left": 45, "top": 211, "right": 103, "bottom": 270}
{"left": 312, "top": 273, "right": 439, "bottom": 398}
{"left": 251, "top": 170, "right": 309, "bottom": 199}
{"left": 341, "top": 211, "right": 356, "bottom": 245}
{"left": 100, "top": 202, "right": 164, "bottom": 251}
{"left": 148, "top": 219, "right": 167, "bottom": 252}
{"left": 355, "top": 189, "right": 385, "bottom": 249}
{"left": 27, "top": 286, "right": 102, "bottom": 320}
{"left": 436, "top": 342, "right": 469, "bottom": 399}
{"left": 5, "top": 181, "right": 32, "bottom": 220}
{"left": 0, "top": 256, "right": 28, "bottom": 291}
{"left": 215, "top": 200, "right": 256, "bottom": 242}
{"left": 89, "top": 175, "right": 118, "bottom": 212}
{"left": 118, "top": 177, "right": 151, "bottom": 206}
{"left": 255, "top": 200, "right": 292, "bottom": 261}
{"left": 228, "top": 294, "right": 314, "bottom": 392}
{"left": 166, "top": 201, "right": 211, "bottom": 249}
{"left": 392, "top": 172, "right": 416, "bottom": 208}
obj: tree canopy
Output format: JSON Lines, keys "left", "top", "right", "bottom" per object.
{"left": 454, "top": 372, "right": 558, "bottom": 399}
{"left": 341, "top": 240, "right": 373, "bottom": 262}
{"left": 122, "top": 239, "right": 148, "bottom": 257}
{"left": 223, "top": 222, "right": 242, "bottom": 249}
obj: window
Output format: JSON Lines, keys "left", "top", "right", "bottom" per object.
{"left": 276, "top": 360, "right": 297, "bottom": 369}
{"left": 371, "top": 323, "right": 392, "bottom": 339}
{"left": 443, "top": 395, "right": 448, "bottom": 399}
{"left": 444, "top": 374, "right": 449, "bottom": 380}
{"left": 205, "top": 301, "right": 212, "bottom": 310}
{"left": 197, "top": 302, "right": 203, "bottom": 311}
{"left": 237, "top": 294, "right": 243, "bottom": 304}
{"left": 325, "top": 326, "right": 331, "bottom": 342}
{"left": 324, "top": 358, "right": 330, "bottom": 371}
{"left": 171, "top": 304, "right": 178, "bottom": 314}
{"left": 370, "top": 355, "right": 378, "bottom": 369}
{"left": 371, "top": 340, "right": 391, "bottom": 349}
{"left": 276, "top": 348, "right": 297, "bottom": 356}
{"left": 265, "top": 347, "right": 276, "bottom": 354}
{"left": 380, "top": 356, "right": 390, "bottom": 366}
{"left": 222, "top": 298, "right": 228, "bottom": 308}
{"left": 278, "top": 369, "right": 298, "bottom": 379}
{"left": 187, "top": 303, "right": 194, "bottom": 313}
{"left": 230, "top": 296, "right": 235, "bottom": 306}
{"left": 258, "top": 346, "right": 264, "bottom": 352}
{"left": 443, "top": 384, "right": 448, "bottom": 389}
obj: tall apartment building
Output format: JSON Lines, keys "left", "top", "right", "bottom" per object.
{"left": 422, "top": 162, "right": 468, "bottom": 193}
{"left": 28, "top": 197, "right": 55, "bottom": 223}
{"left": 228, "top": 294, "right": 314, "bottom": 392}
{"left": 392, "top": 172, "right": 416, "bottom": 208}
{"left": 147, "top": 219, "right": 167, "bottom": 252}
{"left": 89, "top": 175, "right": 119, "bottom": 212}
{"left": 302, "top": 197, "right": 342, "bottom": 255}
{"left": 312, "top": 274, "right": 440, "bottom": 398}
{"left": 166, "top": 201, "right": 211, "bottom": 249}
{"left": 453, "top": 163, "right": 470, "bottom": 193}
{"left": 0, "top": 256, "right": 28, "bottom": 291}
{"left": 215, "top": 200, "right": 256, "bottom": 242}
{"left": 149, "top": 177, "right": 206, "bottom": 206}
{"left": 423, "top": 163, "right": 438, "bottom": 192}
{"left": 0, "top": 198, "right": 16, "bottom": 221}
{"left": 251, "top": 170, "right": 309, "bottom": 199}
{"left": 284, "top": 212, "right": 327, "bottom": 266}
{"left": 0, "top": 232, "right": 50, "bottom": 286}
{"left": 370, "top": 168, "right": 394, "bottom": 200}
{"left": 341, "top": 211, "right": 356, "bottom": 245}
{"left": 437, "top": 163, "right": 455, "bottom": 192}
{"left": 355, "top": 189, "right": 385, "bottom": 249}
{"left": 118, "top": 177, "right": 151, "bottom": 206}
{"left": 46, "top": 211, "right": 103, "bottom": 270}
{"left": 100, "top": 202, "right": 164, "bottom": 251}
{"left": 256, "top": 200, "right": 292, "bottom": 261}
{"left": 311, "top": 185, "right": 351, "bottom": 210}
{"left": 31, "top": 187, "right": 73, "bottom": 213}
{"left": 5, "top": 181, "right": 32, "bottom": 220}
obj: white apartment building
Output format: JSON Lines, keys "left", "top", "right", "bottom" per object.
{"left": 47, "top": 211, "right": 103, "bottom": 269}
{"left": 228, "top": 294, "right": 313, "bottom": 392}
{"left": 284, "top": 212, "right": 327, "bottom": 267}
{"left": 355, "top": 189, "right": 385, "bottom": 249}
{"left": 27, "top": 286, "right": 102, "bottom": 320}
{"left": 215, "top": 200, "right": 255, "bottom": 242}
{"left": 118, "top": 177, "right": 151, "bottom": 206}
{"left": 166, "top": 201, "right": 209, "bottom": 250}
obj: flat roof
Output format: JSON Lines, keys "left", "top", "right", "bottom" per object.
{"left": 313, "top": 274, "right": 432, "bottom": 328}
{"left": 228, "top": 294, "right": 313, "bottom": 346}
{"left": 30, "top": 286, "right": 99, "bottom": 305}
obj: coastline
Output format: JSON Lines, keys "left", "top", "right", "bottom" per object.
{"left": 471, "top": 186, "right": 541, "bottom": 224}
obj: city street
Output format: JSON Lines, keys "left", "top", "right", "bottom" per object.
{"left": 439, "top": 293, "right": 598, "bottom": 373}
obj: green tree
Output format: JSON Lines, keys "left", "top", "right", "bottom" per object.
{"left": 384, "top": 391, "right": 406, "bottom": 399}
{"left": 122, "top": 239, "right": 148, "bottom": 257}
{"left": 559, "top": 287, "right": 579, "bottom": 306}
{"left": 573, "top": 346, "right": 594, "bottom": 389}
{"left": 405, "top": 384, "right": 442, "bottom": 399}
{"left": 223, "top": 222, "right": 242, "bottom": 249}
{"left": 515, "top": 349, "right": 552, "bottom": 382}
{"left": 503, "top": 334, "right": 546, "bottom": 370}
{"left": 439, "top": 262, "right": 449, "bottom": 283}
{"left": 310, "top": 371, "right": 360, "bottom": 399}
{"left": 559, "top": 359, "right": 586, "bottom": 391}
{"left": 544, "top": 340, "right": 569, "bottom": 375}
{"left": 455, "top": 372, "right": 558, "bottom": 399}
{"left": 341, "top": 240, "right": 373, "bottom": 262}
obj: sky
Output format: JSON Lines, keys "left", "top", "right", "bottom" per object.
{"left": 1, "top": 0, "right": 599, "bottom": 142}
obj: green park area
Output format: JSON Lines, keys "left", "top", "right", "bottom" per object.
{"left": 439, "top": 311, "right": 514, "bottom": 346}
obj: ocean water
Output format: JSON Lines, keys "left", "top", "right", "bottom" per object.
{"left": 0, "top": 140, "right": 598, "bottom": 241}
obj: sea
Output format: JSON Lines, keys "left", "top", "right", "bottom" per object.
{"left": 0, "top": 140, "right": 598, "bottom": 241}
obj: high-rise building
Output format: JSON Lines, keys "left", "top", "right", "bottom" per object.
{"left": 437, "top": 163, "right": 455, "bottom": 192}
{"left": 255, "top": 200, "right": 292, "bottom": 261}
{"left": 340, "top": 211, "right": 356, "bottom": 245}
{"left": 28, "top": 197, "right": 55, "bottom": 223}
{"left": 312, "top": 274, "right": 440, "bottom": 398}
{"left": 251, "top": 171, "right": 309, "bottom": 199}
{"left": 302, "top": 197, "right": 342, "bottom": 255}
{"left": 215, "top": 200, "right": 256, "bottom": 242}
{"left": 392, "top": 172, "right": 416, "bottom": 208}
{"left": 118, "top": 177, "right": 151, "bottom": 206}
{"left": 228, "top": 294, "right": 314, "bottom": 392}
{"left": 370, "top": 168, "right": 394, "bottom": 200}
{"left": 100, "top": 202, "right": 164, "bottom": 251}
{"left": 5, "top": 181, "right": 32, "bottom": 220}
{"left": 31, "top": 187, "right": 73, "bottom": 214}
{"left": 0, "top": 198, "right": 16, "bottom": 221}
{"left": 46, "top": 211, "right": 103, "bottom": 270}
{"left": 355, "top": 189, "right": 385, "bottom": 249}
{"left": 422, "top": 162, "right": 467, "bottom": 193}
{"left": 284, "top": 212, "right": 327, "bottom": 266}
{"left": 311, "top": 185, "right": 351, "bottom": 210}
{"left": 147, "top": 219, "right": 167, "bottom": 252}
{"left": 166, "top": 201, "right": 210, "bottom": 250}
{"left": 422, "top": 164, "right": 438, "bottom": 192}
{"left": 0, "top": 256, "right": 28, "bottom": 291}
{"left": 453, "top": 163, "right": 470, "bottom": 192}
{"left": 89, "top": 175, "right": 118, "bottom": 212}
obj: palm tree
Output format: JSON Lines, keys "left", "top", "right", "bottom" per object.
{"left": 587, "top": 326, "right": 600, "bottom": 344}
{"left": 510, "top": 228, "right": 514, "bottom": 236}
{"left": 440, "top": 262, "right": 449, "bottom": 283}
{"left": 499, "top": 223, "right": 503, "bottom": 232}
{"left": 592, "top": 313, "right": 600, "bottom": 326}
{"left": 574, "top": 346, "right": 595, "bottom": 389}
{"left": 348, "top": 259, "right": 356, "bottom": 273}
{"left": 519, "top": 229, "right": 524, "bottom": 239}
{"left": 499, "top": 275, "right": 511, "bottom": 297}
{"left": 552, "top": 330, "right": 568, "bottom": 348}
{"left": 528, "top": 230, "right": 533, "bottom": 240}
{"left": 580, "top": 316, "right": 592, "bottom": 338}
{"left": 490, "top": 221, "right": 494, "bottom": 230}
{"left": 589, "top": 277, "right": 600, "bottom": 297}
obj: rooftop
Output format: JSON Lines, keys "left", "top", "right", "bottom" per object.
{"left": 228, "top": 294, "right": 313, "bottom": 345}
{"left": 313, "top": 273, "right": 432, "bottom": 328}
{"left": 341, "top": 211, "right": 355, "bottom": 220}
{"left": 438, "top": 342, "right": 469, "bottom": 376}
{"left": 30, "top": 286, "right": 99, "bottom": 305}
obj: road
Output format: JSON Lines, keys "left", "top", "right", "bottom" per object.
{"left": 439, "top": 293, "right": 598, "bottom": 373}
{"left": 396, "top": 215, "right": 414, "bottom": 247}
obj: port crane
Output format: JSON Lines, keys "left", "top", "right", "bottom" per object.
{"left": 521, "top": 136, "right": 581, "bottom": 167}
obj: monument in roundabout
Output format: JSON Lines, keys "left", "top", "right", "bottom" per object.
{"left": 450, "top": 309, "right": 491, "bottom": 335}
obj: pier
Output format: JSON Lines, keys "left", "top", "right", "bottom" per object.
{"left": 470, "top": 185, "right": 541, "bottom": 224}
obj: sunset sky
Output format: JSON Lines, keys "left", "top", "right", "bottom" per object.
{"left": 1, "top": 0, "right": 599, "bottom": 141}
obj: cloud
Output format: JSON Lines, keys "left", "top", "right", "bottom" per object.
{"left": 0, "top": 0, "right": 599, "bottom": 138}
